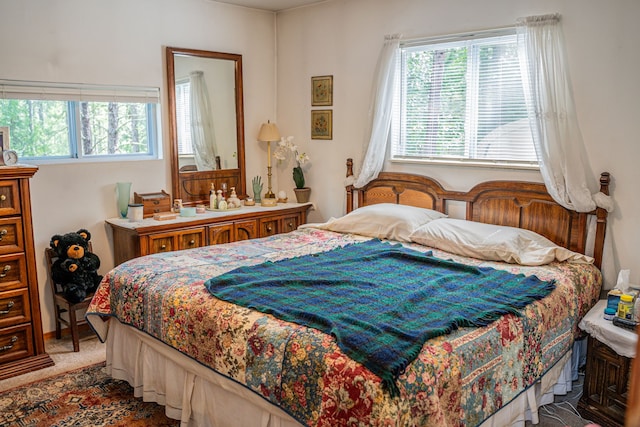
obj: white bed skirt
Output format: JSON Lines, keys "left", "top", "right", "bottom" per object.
{"left": 106, "top": 318, "right": 575, "bottom": 427}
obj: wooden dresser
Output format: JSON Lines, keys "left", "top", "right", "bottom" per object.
{"left": 0, "top": 165, "right": 53, "bottom": 380}
{"left": 107, "top": 202, "right": 313, "bottom": 265}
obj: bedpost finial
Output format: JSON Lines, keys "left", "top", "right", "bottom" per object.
{"left": 599, "top": 172, "right": 611, "bottom": 195}
{"left": 346, "top": 158, "right": 354, "bottom": 178}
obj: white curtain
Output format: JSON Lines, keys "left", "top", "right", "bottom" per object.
{"left": 518, "top": 14, "right": 615, "bottom": 287}
{"left": 516, "top": 14, "right": 610, "bottom": 212}
{"left": 351, "top": 34, "right": 401, "bottom": 188}
{"left": 189, "top": 71, "right": 218, "bottom": 171}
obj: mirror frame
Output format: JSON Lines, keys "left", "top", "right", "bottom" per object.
{"left": 166, "top": 46, "right": 246, "bottom": 206}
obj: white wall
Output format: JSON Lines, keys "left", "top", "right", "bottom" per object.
{"left": 0, "top": 0, "right": 277, "bottom": 333}
{"left": 274, "top": 0, "right": 640, "bottom": 288}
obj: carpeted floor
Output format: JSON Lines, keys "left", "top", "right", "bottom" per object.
{"left": 524, "top": 373, "right": 598, "bottom": 427}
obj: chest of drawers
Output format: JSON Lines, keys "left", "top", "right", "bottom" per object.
{"left": 0, "top": 166, "right": 53, "bottom": 380}
{"left": 107, "top": 202, "right": 312, "bottom": 265}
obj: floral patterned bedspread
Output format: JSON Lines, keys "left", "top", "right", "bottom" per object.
{"left": 86, "top": 228, "right": 601, "bottom": 427}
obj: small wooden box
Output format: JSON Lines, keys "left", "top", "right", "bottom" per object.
{"left": 134, "top": 190, "right": 171, "bottom": 218}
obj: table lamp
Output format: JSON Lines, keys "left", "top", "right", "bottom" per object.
{"left": 257, "top": 120, "right": 280, "bottom": 200}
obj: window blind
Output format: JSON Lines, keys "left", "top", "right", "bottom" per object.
{"left": 175, "top": 79, "right": 193, "bottom": 155}
{"left": 393, "top": 30, "right": 537, "bottom": 165}
{"left": 0, "top": 80, "right": 160, "bottom": 104}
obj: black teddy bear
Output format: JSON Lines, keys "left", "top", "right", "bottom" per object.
{"left": 50, "top": 229, "right": 103, "bottom": 303}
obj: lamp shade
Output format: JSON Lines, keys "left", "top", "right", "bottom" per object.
{"left": 257, "top": 121, "right": 281, "bottom": 142}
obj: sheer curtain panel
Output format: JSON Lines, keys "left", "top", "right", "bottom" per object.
{"left": 189, "top": 71, "right": 218, "bottom": 171}
{"left": 516, "top": 14, "right": 610, "bottom": 212}
{"left": 352, "top": 34, "right": 401, "bottom": 188}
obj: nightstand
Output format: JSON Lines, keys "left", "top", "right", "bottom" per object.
{"left": 578, "top": 300, "right": 637, "bottom": 427}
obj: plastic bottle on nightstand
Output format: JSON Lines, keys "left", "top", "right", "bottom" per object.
{"left": 617, "top": 294, "right": 634, "bottom": 320}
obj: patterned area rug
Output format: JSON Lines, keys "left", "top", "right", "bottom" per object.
{"left": 0, "top": 362, "right": 178, "bottom": 427}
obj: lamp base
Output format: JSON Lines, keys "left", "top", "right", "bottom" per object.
{"left": 261, "top": 198, "right": 277, "bottom": 207}
{"left": 266, "top": 163, "right": 276, "bottom": 199}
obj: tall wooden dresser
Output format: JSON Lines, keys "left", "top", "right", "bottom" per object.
{"left": 0, "top": 165, "right": 53, "bottom": 380}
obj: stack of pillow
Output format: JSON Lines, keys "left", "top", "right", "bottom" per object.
{"left": 304, "top": 203, "right": 592, "bottom": 266}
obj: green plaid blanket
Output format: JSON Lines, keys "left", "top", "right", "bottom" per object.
{"left": 204, "top": 239, "right": 555, "bottom": 395}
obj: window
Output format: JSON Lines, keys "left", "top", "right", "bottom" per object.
{"left": 0, "top": 80, "right": 160, "bottom": 161}
{"left": 174, "top": 79, "right": 193, "bottom": 155}
{"left": 392, "top": 29, "right": 537, "bottom": 167}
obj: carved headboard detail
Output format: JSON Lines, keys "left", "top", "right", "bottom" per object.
{"left": 345, "top": 158, "right": 610, "bottom": 268}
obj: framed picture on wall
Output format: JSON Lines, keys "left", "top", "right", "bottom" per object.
{"left": 311, "top": 110, "right": 332, "bottom": 140}
{"left": 311, "top": 75, "right": 333, "bottom": 106}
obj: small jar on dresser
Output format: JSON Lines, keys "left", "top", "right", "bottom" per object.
{"left": 0, "top": 165, "right": 53, "bottom": 380}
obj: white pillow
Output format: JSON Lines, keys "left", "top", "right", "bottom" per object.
{"left": 409, "top": 218, "right": 593, "bottom": 266}
{"left": 301, "top": 203, "right": 446, "bottom": 242}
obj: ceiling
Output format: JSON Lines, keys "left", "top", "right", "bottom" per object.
{"left": 214, "top": 0, "right": 326, "bottom": 12}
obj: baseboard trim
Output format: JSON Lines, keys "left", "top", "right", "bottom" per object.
{"left": 43, "top": 323, "right": 93, "bottom": 341}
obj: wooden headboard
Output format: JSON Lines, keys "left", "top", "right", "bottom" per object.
{"left": 345, "top": 158, "right": 611, "bottom": 269}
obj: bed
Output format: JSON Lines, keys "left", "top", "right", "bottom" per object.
{"left": 87, "top": 159, "right": 611, "bottom": 427}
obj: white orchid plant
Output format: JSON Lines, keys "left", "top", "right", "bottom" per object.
{"left": 273, "top": 136, "right": 310, "bottom": 189}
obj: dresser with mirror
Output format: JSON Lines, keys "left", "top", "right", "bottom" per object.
{"left": 107, "top": 47, "right": 311, "bottom": 265}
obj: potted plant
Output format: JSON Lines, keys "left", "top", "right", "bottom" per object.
{"left": 273, "top": 136, "right": 311, "bottom": 203}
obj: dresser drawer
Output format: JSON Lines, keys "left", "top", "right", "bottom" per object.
{"left": 146, "top": 228, "right": 205, "bottom": 255}
{"left": 148, "top": 233, "right": 176, "bottom": 254}
{"left": 0, "top": 253, "right": 27, "bottom": 292}
{"left": 0, "top": 217, "right": 23, "bottom": 255}
{"left": 178, "top": 229, "right": 205, "bottom": 250}
{"left": 260, "top": 218, "right": 279, "bottom": 237}
{"left": 0, "top": 323, "right": 34, "bottom": 365}
{"left": 0, "top": 288, "right": 30, "bottom": 329}
{"left": 280, "top": 214, "right": 300, "bottom": 233}
{"left": 0, "top": 180, "right": 20, "bottom": 217}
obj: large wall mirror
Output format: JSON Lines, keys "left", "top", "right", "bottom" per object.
{"left": 166, "top": 46, "right": 246, "bottom": 206}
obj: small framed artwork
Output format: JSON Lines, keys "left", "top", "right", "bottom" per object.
{"left": 311, "top": 75, "right": 333, "bottom": 106}
{"left": 0, "top": 127, "right": 9, "bottom": 151}
{"left": 311, "top": 110, "right": 332, "bottom": 140}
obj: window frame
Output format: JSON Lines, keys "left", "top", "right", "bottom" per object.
{"left": 390, "top": 28, "right": 539, "bottom": 170}
{"left": 0, "top": 80, "right": 161, "bottom": 164}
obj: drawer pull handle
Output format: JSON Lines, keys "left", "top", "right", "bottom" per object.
{"left": 0, "top": 265, "right": 11, "bottom": 278}
{"left": 153, "top": 200, "right": 160, "bottom": 205}
{"left": 160, "top": 244, "right": 167, "bottom": 250}
{"left": 0, "top": 195, "right": 5, "bottom": 201}
{"left": 288, "top": 222, "right": 293, "bottom": 228}
{"left": 0, "top": 300, "right": 14, "bottom": 315}
{"left": 266, "top": 226, "right": 273, "bottom": 232}
{"left": 0, "top": 229, "right": 7, "bottom": 240}
{"left": 0, "top": 336, "right": 17, "bottom": 352}
{"left": 189, "top": 240, "right": 195, "bottom": 245}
